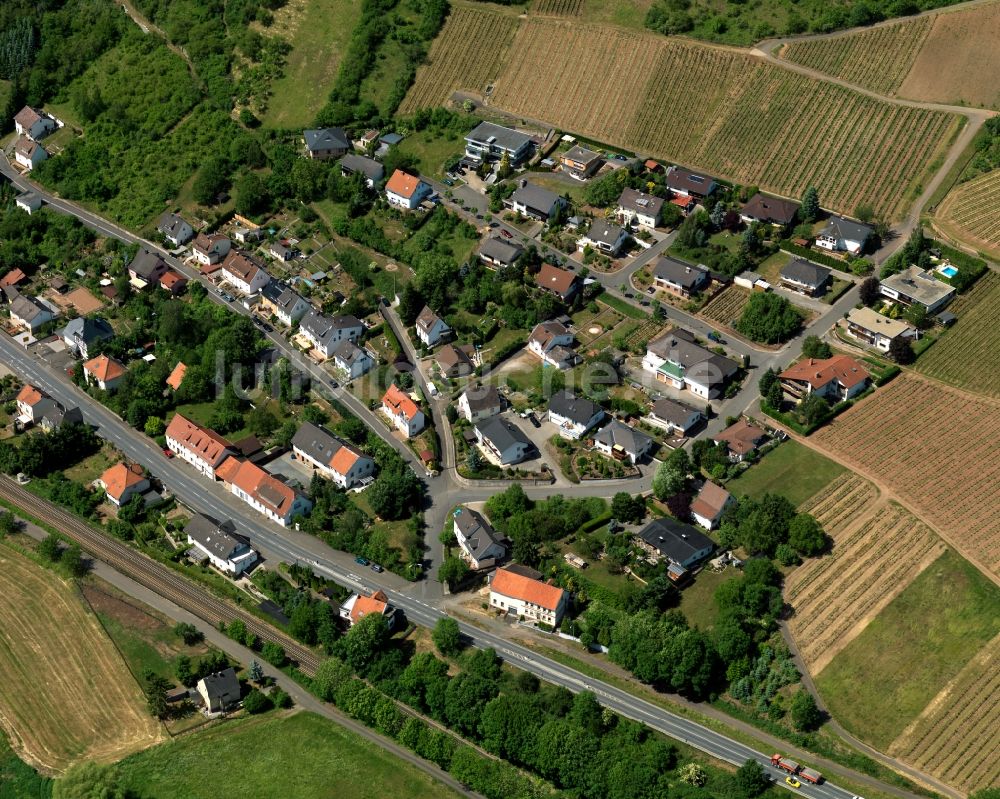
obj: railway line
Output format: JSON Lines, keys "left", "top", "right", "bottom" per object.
{"left": 0, "top": 477, "right": 322, "bottom": 675}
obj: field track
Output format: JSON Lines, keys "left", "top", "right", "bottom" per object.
{"left": 0, "top": 477, "right": 322, "bottom": 676}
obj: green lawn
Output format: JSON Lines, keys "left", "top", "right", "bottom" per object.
{"left": 172, "top": 404, "right": 252, "bottom": 443}
{"left": 116, "top": 711, "right": 463, "bottom": 799}
{"left": 679, "top": 567, "right": 737, "bottom": 632}
{"left": 396, "top": 130, "right": 467, "bottom": 180}
{"left": 63, "top": 446, "right": 119, "bottom": 485}
{"left": 0, "top": 732, "right": 50, "bottom": 798}
{"left": 816, "top": 549, "right": 1000, "bottom": 749}
{"left": 726, "top": 440, "right": 845, "bottom": 507}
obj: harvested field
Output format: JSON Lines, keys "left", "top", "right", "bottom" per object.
{"left": 699, "top": 285, "right": 750, "bottom": 328}
{"left": 934, "top": 170, "right": 1000, "bottom": 260}
{"left": 0, "top": 545, "right": 162, "bottom": 772}
{"left": 797, "top": 471, "right": 878, "bottom": 539}
{"left": 812, "top": 374, "right": 1000, "bottom": 580}
{"left": 405, "top": 11, "right": 961, "bottom": 218}
{"left": 916, "top": 272, "right": 1000, "bottom": 398}
{"left": 786, "top": 501, "right": 945, "bottom": 672}
{"left": 889, "top": 631, "right": 1000, "bottom": 793}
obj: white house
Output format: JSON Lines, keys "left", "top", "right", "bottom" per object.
{"left": 185, "top": 514, "right": 258, "bottom": 575}
{"left": 617, "top": 188, "right": 664, "bottom": 229}
{"left": 464, "top": 121, "right": 534, "bottom": 164}
{"left": 259, "top": 282, "right": 310, "bottom": 326}
{"left": 643, "top": 328, "right": 739, "bottom": 400}
{"left": 489, "top": 565, "right": 568, "bottom": 627}
{"left": 192, "top": 233, "right": 231, "bottom": 266}
{"left": 458, "top": 384, "right": 503, "bottom": 423}
{"left": 15, "top": 384, "right": 48, "bottom": 424}
{"left": 385, "top": 169, "right": 432, "bottom": 210}
{"left": 340, "top": 154, "right": 384, "bottom": 188}
{"left": 453, "top": 507, "right": 506, "bottom": 570}
{"left": 197, "top": 668, "right": 241, "bottom": 712}
{"left": 507, "top": 182, "right": 566, "bottom": 222}
{"left": 97, "top": 463, "right": 150, "bottom": 508}
{"left": 291, "top": 421, "right": 375, "bottom": 489}
{"left": 299, "top": 310, "right": 364, "bottom": 358}
{"left": 13, "top": 136, "right": 47, "bottom": 171}
{"left": 415, "top": 306, "right": 450, "bottom": 347}
{"left": 779, "top": 355, "right": 871, "bottom": 403}
{"left": 528, "top": 320, "right": 578, "bottom": 370}
{"left": 220, "top": 251, "right": 271, "bottom": 295}
{"left": 592, "top": 419, "right": 653, "bottom": 465}
{"left": 60, "top": 317, "right": 114, "bottom": 359}
{"left": 15, "top": 191, "right": 42, "bottom": 214}
{"left": 381, "top": 384, "right": 425, "bottom": 438}
{"left": 689, "top": 481, "right": 733, "bottom": 530}
{"left": 578, "top": 221, "right": 628, "bottom": 256}
{"left": 221, "top": 458, "right": 312, "bottom": 527}
{"left": 13, "top": 106, "right": 57, "bottom": 140}
{"left": 547, "top": 390, "right": 605, "bottom": 440}
{"left": 165, "top": 414, "right": 236, "bottom": 479}
{"left": 879, "top": 265, "right": 955, "bottom": 313}
{"left": 844, "top": 307, "right": 918, "bottom": 352}
{"left": 333, "top": 340, "right": 374, "bottom": 379}
{"left": 647, "top": 398, "right": 703, "bottom": 436}
{"left": 157, "top": 213, "right": 194, "bottom": 247}
{"left": 83, "top": 354, "right": 126, "bottom": 391}
{"left": 636, "top": 518, "right": 715, "bottom": 570}
{"left": 9, "top": 293, "right": 57, "bottom": 332}
{"left": 815, "top": 216, "right": 873, "bottom": 255}
{"left": 475, "top": 415, "right": 532, "bottom": 466}
{"left": 653, "top": 257, "right": 710, "bottom": 298}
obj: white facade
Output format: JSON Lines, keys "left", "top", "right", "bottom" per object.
{"left": 548, "top": 407, "right": 604, "bottom": 440}
{"left": 187, "top": 535, "right": 258, "bottom": 575}
{"left": 457, "top": 391, "right": 502, "bottom": 423}
{"left": 229, "top": 480, "right": 312, "bottom": 527}
{"left": 222, "top": 263, "right": 271, "bottom": 296}
{"left": 293, "top": 443, "right": 375, "bottom": 490}
{"left": 334, "top": 345, "right": 374, "bottom": 379}
{"left": 416, "top": 314, "right": 450, "bottom": 347}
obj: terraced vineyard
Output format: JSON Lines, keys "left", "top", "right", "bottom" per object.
{"left": 780, "top": 18, "right": 932, "bottom": 95}
{"left": 699, "top": 285, "right": 750, "bottom": 328}
{"left": 797, "top": 472, "right": 878, "bottom": 539}
{"left": 813, "top": 374, "right": 1000, "bottom": 580}
{"left": 917, "top": 272, "right": 1000, "bottom": 397}
{"left": 935, "top": 170, "right": 1000, "bottom": 260}
{"left": 889, "top": 631, "right": 1000, "bottom": 792}
{"left": 533, "top": 0, "right": 583, "bottom": 16}
{"left": 787, "top": 501, "right": 945, "bottom": 672}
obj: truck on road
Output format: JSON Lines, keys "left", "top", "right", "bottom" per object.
{"left": 771, "top": 755, "right": 823, "bottom": 785}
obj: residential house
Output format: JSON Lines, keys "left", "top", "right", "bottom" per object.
{"left": 779, "top": 355, "right": 871, "bottom": 403}
{"left": 815, "top": 216, "right": 873, "bottom": 255}
{"left": 689, "top": 481, "right": 733, "bottom": 530}
{"left": 879, "top": 265, "right": 955, "bottom": 313}
{"left": 478, "top": 237, "right": 524, "bottom": 269}
{"left": 646, "top": 397, "right": 703, "bottom": 436}
{"left": 779, "top": 259, "right": 831, "bottom": 297}
{"left": 233, "top": 226, "right": 263, "bottom": 245}
{"left": 268, "top": 242, "right": 292, "bottom": 262}
{"left": 13, "top": 136, "right": 47, "bottom": 170}
{"left": 340, "top": 590, "right": 394, "bottom": 629}
{"left": 643, "top": 328, "right": 738, "bottom": 399}
{"left": 548, "top": 390, "right": 605, "bottom": 440}
{"left": 385, "top": 169, "right": 432, "bottom": 210}
{"left": 13, "top": 106, "right": 57, "bottom": 140}
{"left": 616, "top": 188, "right": 664, "bottom": 229}
{"left": 381, "top": 384, "right": 425, "bottom": 437}
{"left": 259, "top": 281, "right": 310, "bottom": 326}
{"left": 220, "top": 251, "right": 271, "bottom": 296}
{"left": 592, "top": 419, "right": 653, "bottom": 465}
{"left": 0, "top": 268, "right": 26, "bottom": 290}
{"left": 60, "top": 317, "right": 114, "bottom": 359}
{"left": 333, "top": 340, "right": 374, "bottom": 379}
{"left": 128, "top": 249, "right": 170, "bottom": 288}
{"left": 15, "top": 384, "right": 47, "bottom": 425}
{"left": 197, "top": 668, "right": 241, "bottom": 713}
{"left": 98, "top": 463, "right": 150, "bottom": 507}
{"left": 292, "top": 421, "right": 375, "bottom": 489}
{"left": 535, "top": 263, "right": 580, "bottom": 302}
{"left": 453, "top": 507, "right": 506, "bottom": 570}
{"left": 340, "top": 154, "right": 384, "bottom": 188}
{"left": 464, "top": 121, "right": 534, "bottom": 164}
{"left": 191, "top": 233, "right": 231, "bottom": 266}
{"left": 353, "top": 129, "right": 380, "bottom": 153}
{"left": 166, "top": 362, "right": 187, "bottom": 391}
{"left": 713, "top": 418, "right": 767, "bottom": 462}
{"left": 636, "top": 517, "right": 715, "bottom": 570}
{"left": 653, "top": 257, "right": 710, "bottom": 298}
{"left": 436, "top": 343, "right": 475, "bottom": 378}
{"left": 157, "top": 213, "right": 194, "bottom": 247}
{"left": 644, "top": 159, "right": 665, "bottom": 174}
{"left": 579, "top": 221, "right": 628, "bottom": 256}
{"left": 83, "top": 354, "right": 126, "bottom": 391}
{"left": 299, "top": 310, "right": 364, "bottom": 358}
{"left": 527, "top": 320, "right": 578, "bottom": 370}
{"left": 507, "top": 182, "right": 567, "bottom": 222}
{"left": 15, "top": 191, "right": 42, "bottom": 214}
{"left": 475, "top": 415, "right": 532, "bottom": 466}
{"left": 739, "top": 193, "right": 799, "bottom": 228}
{"left": 185, "top": 514, "right": 257, "bottom": 575}
{"left": 165, "top": 414, "right": 236, "bottom": 478}
{"left": 415, "top": 306, "right": 451, "bottom": 347}
{"left": 304, "top": 127, "right": 350, "bottom": 160}
{"left": 665, "top": 166, "right": 716, "bottom": 198}
{"left": 560, "top": 145, "right": 603, "bottom": 179}
{"left": 223, "top": 458, "right": 312, "bottom": 527}
{"left": 159, "top": 270, "right": 187, "bottom": 295}
{"left": 489, "top": 565, "right": 568, "bottom": 627}
{"left": 38, "top": 403, "right": 82, "bottom": 431}
{"left": 9, "top": 293, "right": 57, "bottom": 332}
{"left": 844, "top": 307, "right": 918, "bottom": 352}
{"left": 458, "top": 384, "right": 503, "bottom": 423}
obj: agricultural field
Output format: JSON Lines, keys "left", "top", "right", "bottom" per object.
{"left": 796, "top": 472, "right": 878, "bottom": 538}
{"left": 916, "top": 272, "right": 1000, "bottom": 397}
{"left": 889, "top": 631, "right": 1000, "bottom": 793}
{"left": 934, "top": 170, "right": 1000, "bottom": 260}
{"left": 815, "top": 549, "right": 1000, "bottom": 750}
{"left": 532, "top": 0, "right": 584, "bottom": 16}
{"left": 699, "top": 285, "right": 750, "bottom": 328}
{"left": 0, "top": 544, "right": 162, "bottom": 772}
{"left": 812, "top": 374, "right": 1000, "bottom": 580}
{"left": 405, "top": 12, "right": 960, "bottom": 218}
{"left": 726, "top": 440, "right": 845, "bottom": 506}
{"left": 786, "top": 499, "right": 946, "bottom": 672}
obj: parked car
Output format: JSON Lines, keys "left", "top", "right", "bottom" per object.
{"left": 528, "top": 413, "right": 540, "bottom": 428}
{"left": 646, "top": 286, "right": 655, "bottom": 295}
{"left": 708, "top": 331, "right": 724, "bottom": 343}
{"left": 354, "top": 556, "right": 369, "bottom": 566}
{"left": 443, "top": 178, "right": 454, "bottom": 186}
{"left": 501, "top": 229, "right": 513, "bottom": 239}
{"left": 162, "top": 448, "right": 174, "bottom": 458}
{"left": 370, "top": 563, "right": 384, "bottom": 573}
{"left": 219, "top": 292, "right": 234, "bottom": 302}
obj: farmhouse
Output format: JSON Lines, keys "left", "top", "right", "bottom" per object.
{"left": 415, "top": 305, "right": 451, "bottom": 347}
{"left": 739, "top": 193, "right": 799, "bottom": 227}
{"left": 385, "top": 169, "right": 432, "bottom": 210}
{"left": 643, "top": 328, "right": 739, "bottom": 399}
{"left": 475, "top": 415, "right": 532, "bottom": 466}
{"left": 157, "top": 213, "right": 194, "bottom": 247}
{"left": 9, "top": 293, "right": 58, "bottom": 332}
{"left": 560, "top": 145, "right": 603, "bottom": 179}
{"left": 304, "top": 127, "right": 350, "bottom": 160}
{"left": 292, "top": 421, "right": 375, "bottom": 489}
{"left": 690, "top": 481, "right": 733, "bottom": 530}
{"left": 197, "top": 668, "right": 241, "bottom": 713}
{"left": 579, "top": 221, "right": 628, "bottom": 256}
{"left": 779, "top": 355, "right": 871, "bottom": 402}
{"left": 653, "top": 257, "right": 710, "bottom": 298}
{"left": 535, "top": 263, "right": 580, "bottom": 302}
{"left": 381, "top": 384, "right": 425, "bottom": 438}
{"left": 340, "top": 589, "right": 395, "bottom": 629}
{"left": 713, "top": 418, "right": 767, "bottom": 462}
{"left": 332, "top": 340, "right": 374, "bottom": 379}
{"left": 458, "top": 384, "right": 503, "bottom": 423}
{"left": 548, "top": 390, "right": 605, "bottom": 440}
{"left": 844, "top": 307, "right": 918, "bottom": 352}
{"left": 464, "top": 121, "right": 534, "bottom": 164}
{"left": 83, "top": 354, "right": 126, "bottom": 391}
{"left": 647, "top": 397, "right": 704, "bottom": 436}
{"left": 259, "top": 281, "right": 310, "bottom": 326}
{"left": 436, "top": 343, "right": 476, "bottom": 378}
{"left": 220, "top": 250, "right": 271, "bottom": 296}
{"left": 165, "top": 414, "right": 236, "bottom": 479}
{"left": 222, "top": 458, "right": 313, "bottom": 527}
{"left": 507, "top": 182, "right": 567, "bottom": 222}
{"left": 13, "top": 106, "right": 57, "bottom": 140}
{"left": 60, "top": 317, "right": 114, "bottom": 359}
{"left": 879, "top": 266, "right": 955, "bottom": 313}
{"left": 528, "top": 320, "right": 578, "bottom": 369}
{"left": 299, "top": 309, "right": 364, "bottom": 358}
{"left": 453, "top": 507, "right": 506, "bottom": 570}
{"left": 192, "top": 233, "right": 231, "bottom": 266}
{"left": 636, "top": 517, "right": 715, "bottom": 570}
{"left": 185, "top": 514, "right": 258, "bottom": 575}
{"left": 489, "top": 565, "right": 567, "bottom": 627}
{"left": 779, "top": 259, "right": 831, "bottom": 297}
{"left": 665, "top": 166, "right": 716, "bottom": 198}
{"left": 478, "top": 237, "right": 524, "bottom": 269}
{"left": 815, "top": 216, "right": 873, "bottom": 255}
{"left": 13, "top": 136, "right": 47, "bottom": 170}
{"left": 592, "top": 419, "right": 653, "bottom": 464}
{"left": 340, "top": 154, "right": 384, "bottom": 188}
{"left": 616, "top": 188, "right": 664, "bottom": 229}
{"left": 98, "top": 463, "right": 150, "bottom": 507}
{"left": 15, "top": 191, "right": 42, "bottom": 214}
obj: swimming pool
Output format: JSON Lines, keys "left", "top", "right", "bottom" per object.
{"left": 936, "top": 264, "right": 958, "bottom": 279}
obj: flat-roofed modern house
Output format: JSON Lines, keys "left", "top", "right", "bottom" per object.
{"left": 879, "top": 266, "right": 955, "bottom": 313}
{"left": 843, "top": 307, "right": 918, "bottom": 352}
{"left": 464, "top": 121, "right": 534, "bottom": 164}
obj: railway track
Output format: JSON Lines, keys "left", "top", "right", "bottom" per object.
{"left": 0, "top": 477, "right": 322, "bottom": 675}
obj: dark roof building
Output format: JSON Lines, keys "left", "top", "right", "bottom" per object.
{"left": 665, "top": 166, "right": 717, "bottom": 198}
{"left": 304, "top": 127, "right": 350, "bottom": 158}
{"left": 548, "top": 390, "right": 602, "bottom": 427}
{"left": 479, "top": 237, "right": 524, "bottom": 268}
{"left": 653, "top": 257, "right": 710, "bottom": 293}
{"left": 739, "top": 193, "right": 799, "bottom": 226}
{"left": 636, "top": 517, "right": 715, "bottom": 569}
{"left": 340, "top": 154, "right": 384, "bottom": 184}
{"left": 197, "top": 667, "right": 241, "bottom": 713}
{"left": 780, "top": 258, "right": 831, "bottom": 294}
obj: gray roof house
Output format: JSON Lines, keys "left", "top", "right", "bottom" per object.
{"left": 665, "top": 166, "right": 717, "bottom": 198}
{"left": 9, "top": 293, "right": 57, "bottom": 331}
{"left": 129, "top": 249, "right": 170, "bottom": 284}
{"left": 458, "top": 384, "right": 503, "bottom": 422}
{"left": 479, "top": 237, "right": 524, "bottom": 269}
{"left": 879, "top": 266, "right": 955, "bottom": 313}
{"left": 38, "top": 400, "right": 83, "bottom": 431}
{"left": 340, "top": 154, "right": 385, "bottom": 187}
{"left": 185, "top": 514, "right": 258, "bottom": 575}
{"left": 60, "top": 317, "right": 114, "bottom": 359}
{"left": 648, "top": 398, "right": 703, "bottom": 435}
{"left": 779, "top": 258, "right": 831, "bottom": 296}
{"left": 197, "top": 667, "right": 241, "bottom": 713}
{"left": 593, "top": 419, "right": 653, "bottom": 464}
{"left": 299, "top": 309, "right": 364, "bottom": 356}
{"left": 653, "top": 257, "right": 710, "bottom": 297}
{"left": 617, "top": 188, "right": 665, "bottom": 228}
{"left": 507, "top": 182, "right": 566, "bottom": 221}
{"left": 636, "top": 517, "right": 715, "bottom": 571}
{"left": 332, "top": 340, "right": 374, "bottom": 378}
{"left": 452, "top": 506, "right": 507, "bottom": 570}
{"left": 475, "top": 415, "right": 532, "bottom": 466}
{"left": 260, "top": 281, "right": 309, "bottom": 325}
{"left": 580, "top": 221, "right": 628, "bottom": 255}
{"left": 304, "top": 127, "right": 350, "bottom": 159}
{"left": 157, "top": 213, "right": 194, "bottom": 246}
{"left": 739, "top": 193, "right": 799, "bottom": 227}
{"left": 644, "top": 328, "right": 739, "bottom": 400}
{"left": 816, "top": 216, "right": 873, "bottom": 255}
{"left": 464, "top": 121, "right": 534, "bottom": 164}
{"left": 548, "top": 390, "right": 605, "bottom": 439}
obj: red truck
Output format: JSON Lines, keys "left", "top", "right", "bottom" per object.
{"left": 771, "top": 755, "right": 823, "bottom": 785}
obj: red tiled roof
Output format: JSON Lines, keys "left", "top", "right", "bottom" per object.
{"left": 165, "top": 414, "right": 233, "bottom": 468}
{"left": 214, "top": 455, "right": 242, "bottom": 483}
{"left": 689, "top": 481, "right": 731, "bottom": 522}
{"left": 382, "top": 383, "right": 420, "bottom": 422}
{"left": 491, "top": 567, "right": 565, "bottom": 611}
{"left": 779, "top": 355, "right": 870, "bottom": 391}
{"left": 350, "top": 590, "right": 389, "bottom": 623}
{"left": 16, "top": 384, "right": 45, "bottom": 407}
{"left": 714, "top": 419, "right": 766, "bottom": 456}
{"left": 166, "top": 362, "right": 187, "bottom": 391}
{"left": 229, "top": 460, "right": 297, "bottom": 513}
{"left": 100, "top": 463, "right": 146, "bottom": 502}
{"left": 0, "top": 269, "right": 27, "bottom": 288}
{"left": 84, "top": 354, "right": 126, "bottom": 382}
{"left": 329, "top": 446, "right": 359, "bottom": 476}
{"left": 160, "top": 270, "right": 186, "bottom": 290}
{"left": 385, "top": 169, "right": 423, "bottom": 199}
{"left": 536, "top": 263, "right": 577, "bottom": 296}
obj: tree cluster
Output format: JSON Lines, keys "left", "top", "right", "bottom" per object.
{"left": 736, "top": 293, "right": 802, "bottom": 344}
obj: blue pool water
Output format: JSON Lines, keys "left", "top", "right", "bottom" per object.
{"left": 937, "top": 265, "right": 958, "bottom": 278}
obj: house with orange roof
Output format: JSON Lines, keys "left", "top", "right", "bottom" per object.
{"left": 292, "top": 422, "right": 375, "bottom": 489}
{"left": 97, "top": 463, "right": 150, "bottom": 507}
{"left": 489, "top": 564, "right": 568, "bottom": 627}
{"left": 381, "top": 384, "right": 425, "bottom": 438}
{"left": 225, "top": 459, "right": 312, "bottom": 527}
{"left": 779, "top": 356, "right": 871, "bottom": 404}
{"left": 690, "top": 481, "right": 734, "bottom": 530}
{"left": 165, "top": 414, "right": 236, "bottom": 479}
{"left": 535, "top": 263, "right": 580, "bottom": 302}
{"left": 15, "top": 384, "right": 47, "bottom": 424}
{"left": 339, "top": 589, "right": 395, "bottom": 628}
{"left": 384, "top": 169, "right": 431, "bottom": 210}
{"left": 713, "top": 418, "right": 768, "bottom": 463}
{"left": 220, "top": 250, "right": 271, "bottom": 295}
{"left": 159, "top": 269, "right": 188, "bottom": 295}
{"left": 166, "top": 362, "right": 187, "bottom": 391}
{"left": 0, "top": 268, "right": 27, "bottom": 289}
{"left": 83, "top": 354, "right": 126, "bottom": 391}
